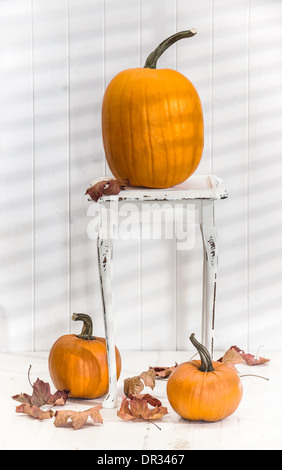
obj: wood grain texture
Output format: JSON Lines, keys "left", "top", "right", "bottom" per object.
{"left": 0, "top": 1, "right": 34, "bottom": 351}
{"left": 32, "top": 0, "right": 70, "bottom": 350}
{"left": 248, "top": 0, "right": 282, "bottom": 350}
{"left": 212, "top": 0, "right": 249, "bottom": 350}
{"left": 68, "top": 0, "right": 105, "bottom": 338}
{"left": 1, "top": 349, "right": 278, "bottom": 450}
{"left": 1, "top": 0, "right": 282, "bottom": 351}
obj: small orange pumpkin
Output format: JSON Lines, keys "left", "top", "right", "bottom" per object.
{"left": 167, "top": 334, "right": 243, "bottom": 422}
{"left": 48, "top": 313, "right": 121, "bottom": 399}
{"left": 102, "top": 30, "right": 204, "bottom": 189}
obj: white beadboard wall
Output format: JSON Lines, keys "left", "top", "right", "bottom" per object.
{"left": 1, "top": 0, "right": 282, "bottom": 352}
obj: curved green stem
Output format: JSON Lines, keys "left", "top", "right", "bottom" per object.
{"left": 72, "top": 313, "right": 95, "bottom": 340}
{"left": 190, "top": 333, "right": 214, "bottom": 372}
{"left": 144, "top": 29, "right": 197, "bottom": 69}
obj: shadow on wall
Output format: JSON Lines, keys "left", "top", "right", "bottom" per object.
{"left": 1, "top": 0, "right": 282, "bottom": 352}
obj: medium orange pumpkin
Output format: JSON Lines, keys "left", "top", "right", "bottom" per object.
{"left": 102, "top": 30, "right": 204, "bottom": 189}
{"left": 167, "top": 334, "right": 243, "bottom": 422}
{"left": 48, "top": 313, "right": 121, "bottom": 399}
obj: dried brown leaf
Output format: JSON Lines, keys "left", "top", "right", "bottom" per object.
{"left": 16, "top": 403, "right": 55, "bottom": 420}
{"left": 139, "top": 369, "right": 156, "bottom": 389}
{"left": 117, "top": 394, "right": 168, "bottom": 422}
{"left": 12, "top": 376, "right": 70, "bottom": 407}
{"left": 219, "top": 347, "right": 246, "bottom": 371}
{"left": 85, "top": 179, "right": 128, "bottom": 202}
{"left": 124, "top": 376, "right": 144, "bottom": 397}
{"left": 218, "top": 346, "right": 270, "bottom": 369}
{"left": 124, "top": 368, "right": 156, "bottom": 397}
{"left": 54, "top": 406, "right": 103, "bottom": 430}
{"left": 149, "top": 363, "right": 178, "bottom": 378}
{"left": 232, "top": 346, "right": 270, "bottom": 366}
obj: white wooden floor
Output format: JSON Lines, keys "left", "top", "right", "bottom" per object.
{"left": 1, "top": 349, "right": 281, "bottom": 451}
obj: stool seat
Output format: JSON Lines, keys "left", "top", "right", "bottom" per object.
{"left": 88, "top": 175, "right": 228, "bottom": 408}
{"left": 91, "top": 174, "right": 228, "bottom": 202}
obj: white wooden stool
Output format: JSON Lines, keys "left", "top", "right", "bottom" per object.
{"left": 90, "top": 175, "right": 227, "bottom": 408}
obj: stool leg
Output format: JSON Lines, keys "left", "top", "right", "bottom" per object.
{"left": 200, "top": 202, "right": 218, "bottom": 358}
{"left": 97, "top": 231, "right": 117, "bottom": 408}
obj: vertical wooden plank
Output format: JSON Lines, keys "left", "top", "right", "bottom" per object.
{"left": 104, "top": 0, "right": 141, "bottom": 82}
{"left": 177, "top": 0, "right": 213, "bottom": 175}
{"left": 104, "top": 0, "right": 141, "bottom": 181}
{"left": 176, "top": 0, "right": 213, "bottom": 349}
{"left": 68, "top": 0, "right": 105, "bottom": 338}
{"left": 248, "top": 0, "right": 282, "bottom": 350}
{"left": 32, "top": 0, "right": 70, "bottom": 350}
{"left": 141, "top": 203, "right": 176, "bottom": 350}
{"left": 140, "top": 0, "right": 177, "bottom": 68}
{"left": 140, "top": 0, "right": 177, "bottom": 350}
{"left": 112, "top": 204, "right": 141, "bottom": 350}
{"left": 212, "top": 0, "right": 249, "bottom": 350}
{"left": 104, "top": 0, "right": 142, "bottom": 349}
{"left": 0, "top": 1, "right": 33, "bottom": 351}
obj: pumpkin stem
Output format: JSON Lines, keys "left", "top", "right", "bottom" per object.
{"left": 72, "top": 313, "right": 95, "bottom": 340}
{"left": 144, "top": 29, "right": 197, "bottom": 69}
{"left": 190, "top": 333, "right": 214, "bottom": 372}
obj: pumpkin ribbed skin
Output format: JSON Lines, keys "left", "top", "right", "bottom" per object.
{"left": 167, "top": 359, "right": 243, "bottom": 422}
{"left": 48, "top": 334, "right": 121, "bottom": 399}
{"left": 102, "top": 67, "right": 204, "bottom": 188}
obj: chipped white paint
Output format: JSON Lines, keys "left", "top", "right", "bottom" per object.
{"left": 200, "top": 201, "right": 218, "bottom": 353}
{"left": 97, "top": 224, "right": 117, "bottom": 408}
{"left": 90, "top": 175, "right": 228, "bottom": 202}
{"left": 95, "top": 175, "right": 226, "bottom": 407}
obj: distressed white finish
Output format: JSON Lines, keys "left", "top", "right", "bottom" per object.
{"left": 1, "top": 349, "right": 278, "bottom": 450}
{"left": 200, "top": 200, "right": 218, "bottom": 352}
{"left": 1, "top": 1, "right": 282, "bottom": 352}
{"left": 91, "top": 175, "right": 228, "bottom": 202}
{"left": 93, "top": 175, "right": 226, "bottom": 407}
{"left": 97, "top": 224, "right": 116, "bottom": 408}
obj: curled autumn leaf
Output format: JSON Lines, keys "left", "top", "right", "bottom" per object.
{"left": 54, "top": 406, "right": 103, "bottom": 430}
{"left": 218, "top": 346, "right": 270, "bottom": 370}
{"left": 117, "top": 394, "right": 168, "bottom": 423}
{"left": 85, "top": 179, "right": 128, "bottom": 202}
{"left": 217, "top": 348, "right": 246, "bottom": 372}
{"left": 149, "top": 363, "right": 178, "bottom": 378}
{"left": 12, "top": 366, "right": 70, "bottom": 407}
{"left": 234, "top": 346, "right": 270, "bottom": 366}
{"left": 16, "top": 403, "right": 55, "bottom": 420}
{"left": 124, "top": 368, "right": 156, "bottom": 397}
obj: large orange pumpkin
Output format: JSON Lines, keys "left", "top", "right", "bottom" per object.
{"left": 102, "top": 30, "right": 204, "bottom": 189}
{"left": 48, "top": 313, "right": 121, "bottom": 399}
{"left": 167, "top": 334, "right": 243, "bottom": 422}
